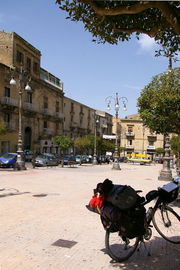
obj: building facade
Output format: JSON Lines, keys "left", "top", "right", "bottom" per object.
{"left": 113, "top": 114, "right": 164, "bottom": 158}
{"left": 0, "top": 31, "right": 113, "bottom": 155}
{"left": 63, "top": 96, "right": 95, "bottom": 139}
{"left": 0, "top": 31, "right": 64, "bottom": 154}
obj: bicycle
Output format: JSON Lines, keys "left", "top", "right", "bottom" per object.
{"left": 105, "top": 179, "right": 180, "bottom": 262}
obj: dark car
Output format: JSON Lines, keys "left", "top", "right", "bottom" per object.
{"left": 60, "top": 155, "right": 76, "bottom": 165}
{"left": 0, "top": 153, "right": 17, "bottom": 168}
{"left": 119, "top": 156, "right": 128, "bottom": 163}
{"left": 34, "top": 153, "right": 59, "bottom": 167}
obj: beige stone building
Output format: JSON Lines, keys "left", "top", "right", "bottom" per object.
{"left": 95, "top": 110, "right": 113, "bottom": 137}
{"left": 0, "top": 31, "right": 64, "bottom": 154}
{"left": 112, "top": 114, "right": 164, "bottom": 159}
{"left": 63, "top": 96, "right": 95, "bottom": 139}
{"left": 0, "top": 31, "right": 113, "bottom": 155}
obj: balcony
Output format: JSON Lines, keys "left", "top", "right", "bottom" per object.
{"left": 43, "top": 128, "right": 54, "bottom": 135}
{"left": 147, "top": 145, "right": 155, "bottom": 150}
{"left": 5, "top": 122, "right": 17, "bottom": 131}
{"left": 0, "top": 97, "right": 18, "bottom": 107}
{"left": 42, "top": 108, "right": 54, "bottom": 116}
{"left": 148, "top": 133, "right": 157, "bottom": 139}
{"left": 24, "top": 102, "right": 38, "bottom": 112}
{"left": 126, "top": 132, "right": 135, "bottom": 137}
{"left": 126, "top": 144, "right": 134, "bottom": 149}
{"left": 54, "top": 112, "right": 64, "bottom": 119}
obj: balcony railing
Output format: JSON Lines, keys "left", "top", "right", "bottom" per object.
{"left": 43, "top": 128, "right": 54, "bottom": 135}
{"left": 24, "top": 102, "right": 38, "bottom": 112}
{"left": 5, "top": 122, "right": 17, "bottom": 131}
{"left": 54, "top": 112, "right": 64, "bottom": 119}
{"left": 126, "top": 132, "right": 135, "bottom": 137}
{"left": 147, "top": 145, "right": 155, "bottom": 150}
{"left": 126, "top": 144, "right": 134, "bottom": 149}
{"left": 148, "top": 133, "right": 157, "bottom": 138}
{"left": 42, "top": 108, "right": 54, "bottom": 116}
{"left": 0, "top": 97, "right": 18, "bottom": 107}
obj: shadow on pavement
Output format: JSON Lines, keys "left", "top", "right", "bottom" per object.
{"left": 101, "top": 236, "right": 180, "bottom": 270}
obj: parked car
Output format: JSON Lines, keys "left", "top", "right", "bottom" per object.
{"left": 0, "top": 153, "right": 17, "bottom": 168}
{"left": 33, "top": 153, "right": 59, "bottom": 167}
{"left": 75, "top": 155, "right": 91, "bottom": 164}
{"left": 154, "top": 157, "right": 163, "bottom": 164}
{"left": 24, "top": 149, "right": 33, "bottom": 162}
{"left": 119, "top": 156, "right": 128, "bottom": 163}
{"left": 60, "top": 155, "right": 77, "bottom": 165}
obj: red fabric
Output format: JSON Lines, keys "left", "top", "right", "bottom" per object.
{"left": 89, "top": 194, "right": 105, "bottom": 208}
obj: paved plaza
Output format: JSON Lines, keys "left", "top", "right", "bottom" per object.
{"left": 0, "top": 163, "right": 179, "bottom": 270}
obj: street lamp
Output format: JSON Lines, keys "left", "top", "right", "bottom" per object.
{"left": 158, "top": 56, "right": 172, "bottom": 181}
{"left": 105, "top": 93, "right": 128, "bottom": 170}
{"left": 93, "top": 113, "right": 99, "bottom": 165}
{"left": 10, "top": 66, "right": 32, "bottom": 170}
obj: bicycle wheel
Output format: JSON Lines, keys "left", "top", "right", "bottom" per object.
{"left": 105, "top": 230, "right": 140, "bottom": 262}
{"left": 152, "top": 205, "right": 180, "bottom": 244}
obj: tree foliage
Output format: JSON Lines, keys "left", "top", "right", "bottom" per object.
{"left": 137, "top": 67, "right": 180, "bottom": 135}
{"left": 74, "top": 135, "right": 115, "bottom": 154}
{"left": 54, "top": 135, "right": 73, "bottom": 153}
{"left": 170, "top": 135, "right": 180, "bottom": 156}
{"left": 56, "top": 0, "right": 180, "bottom": 56}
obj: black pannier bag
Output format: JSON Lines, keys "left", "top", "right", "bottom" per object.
{"left": 119, "top": 206, "right": 146, "bottom": 239}
{"left": 106, "top": 184, "right": 138, "bottom": 210}
{"left": 101, "top": 203, "right": 146, "bottom": 238}
{"left": 100, "top": 202, "right": 122, "bottom": 232}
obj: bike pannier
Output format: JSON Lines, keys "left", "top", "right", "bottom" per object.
{"left": 120, "top": 206, "right": 146, "bottom": 239}
{"left": 106, "top": 185, "right": 138, "bottom": 210}
{"left": 159, "top": 182, "right": 179, "bottom": 203}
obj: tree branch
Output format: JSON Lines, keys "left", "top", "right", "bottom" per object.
{"left": 77, "top": 0, "right": 180, "bottom": 34}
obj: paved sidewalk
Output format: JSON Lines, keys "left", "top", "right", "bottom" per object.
{"left": 0, "top": 163, "right": 179, "bottom": 270}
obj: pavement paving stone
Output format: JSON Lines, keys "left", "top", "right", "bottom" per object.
{"left": 0, "top": 163, "right": 179, "bottom": 270}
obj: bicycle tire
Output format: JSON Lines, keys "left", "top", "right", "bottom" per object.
{"left": 152, "top": 205, "right": 180, "bottom": 244}
{"left": 105, "top": 230, "right": 140, "bottom": 262}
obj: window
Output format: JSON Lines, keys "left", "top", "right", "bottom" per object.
{"left": 4, "top": 113, "right": 10, "bottom": 123}
{"left": 128, "top": 126, "right": 133, "bottom": 133}
{"left": 33, "top": 62, "right": 39, "bottom": 73}
{"left": 4, "top": 87, "right": 10, "bottom": 97}
{"left": 16, "top": 50, "right": 24, "bottom": 64}
{"left": 26, "top": 92, "right": 32, "bottom": 103}
{"left": 71, "top": 102, "right": 74, "bottom": 112}
{"left": 44, "top": 121, "right": 48, "bottom": 128}
{"left": 149, "top": 141, "right": 154, "bottom": 146}
{"left": 56, "top": 122, "right": 59, "bottom": 131}
{"left": 128, "top": 139, "right": 132, "bottom": 145}
{"left": 56, "top": 101, "right": 59, "bottom": 112}
{"left": 26, "top": 57, "right": 31, "bottom": 71}
{"left": 43, "top": 96, "right": 48, "bottom": 109}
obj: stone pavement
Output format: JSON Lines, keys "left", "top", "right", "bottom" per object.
{"left": 0, "top": 163, "right": 179, "bottom": 270}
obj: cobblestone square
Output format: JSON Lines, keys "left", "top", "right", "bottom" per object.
{"left": 0, "top": 163, "right": 179, "bottom": 270}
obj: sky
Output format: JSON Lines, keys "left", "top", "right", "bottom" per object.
{"left": 1, "top": 0, "right": 179, "bottom": 118}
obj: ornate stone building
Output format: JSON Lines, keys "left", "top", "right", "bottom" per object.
{"left": 0, "top": 31, "right": 64, "bottom": 154}
{"left": 63, "top": 96, "right": 95, "bottom": 139}
{"left": 113, "top": 114, "right": 164, "bottom": 158}
{"left": 0, "top": 30, "right": 112, "bottom": 155}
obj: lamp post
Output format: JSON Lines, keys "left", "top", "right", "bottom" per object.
{"left": 105, "top": 93, "right": 128, "bottom": 170}
{"left": 10, "top": 66, "right": 32, "bottom": 170}
{"left": 158, "top": 56, "right": 172, "bottom": 181}
{"left": 93, "top": 113, "right": 99, "bottom": 165}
